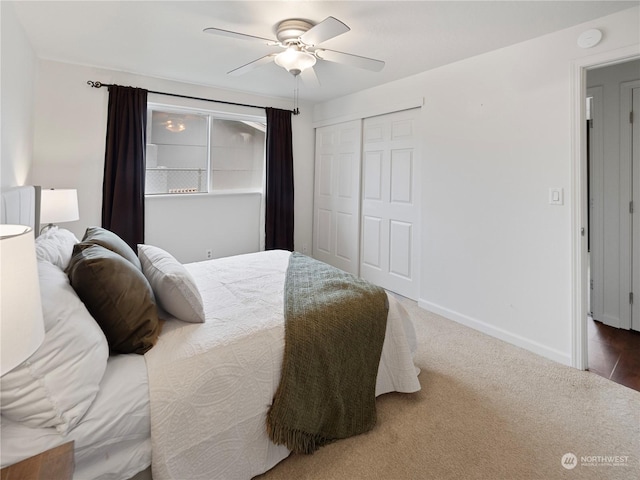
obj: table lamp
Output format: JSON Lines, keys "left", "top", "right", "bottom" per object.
{"left": 40, "top": 188, "right": 79, "bottom": 234}
{"left": 0, "top": 225, "right": 45, "bottom": 376}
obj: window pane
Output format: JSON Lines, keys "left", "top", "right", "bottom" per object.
{"left": 211, "top": 119, "right": 265, "bottom": 191}
{"left": 146, "top": 110, "right": 209, "bottom": 194}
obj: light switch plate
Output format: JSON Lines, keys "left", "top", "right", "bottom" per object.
{"left": 548, "top": 188, "right": 564, "bottom": 205}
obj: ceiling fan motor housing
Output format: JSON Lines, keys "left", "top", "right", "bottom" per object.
{"left": 276, "top": 19, "right": 313, "bottom": 45}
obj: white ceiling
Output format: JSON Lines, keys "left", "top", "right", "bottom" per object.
{"left": 12, "top": 1, "right": 639, "bottom": 103}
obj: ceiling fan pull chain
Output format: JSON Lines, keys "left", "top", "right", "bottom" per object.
{"left": 293, "top": 75, "right": 300, "bottom": 115}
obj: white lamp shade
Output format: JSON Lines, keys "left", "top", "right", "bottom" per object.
{"left": 40, "top": 189, "right": 79, "bottom": 224}
{"left": 274, "top": 48, "right": 316, "bottom": 75}
{"left": 0, "top": 225, "right": 45, "bottom": 376}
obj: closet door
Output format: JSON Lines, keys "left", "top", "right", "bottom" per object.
{"left": 361, "top": 109, "right": 420, "bottom": 299}
{"left": 312, "top": 120, "right": 362, "bottom": 275}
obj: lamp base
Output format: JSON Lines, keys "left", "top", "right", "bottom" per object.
{"left": 39, "top": 223, "right": 56, "bottom": 235}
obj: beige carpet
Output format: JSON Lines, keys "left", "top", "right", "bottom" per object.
{"left": 256, "top": 297, "right": 640, "bottom": 480}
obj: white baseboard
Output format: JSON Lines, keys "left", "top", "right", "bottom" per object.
{"left": 417, "top": 299, "right": 572, "bottom": 366}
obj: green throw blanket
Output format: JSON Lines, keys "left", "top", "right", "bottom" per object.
{"left": 267, "top": 252, "right": 389, "bottom": 454}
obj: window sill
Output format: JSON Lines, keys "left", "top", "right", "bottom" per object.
{"left": 145, "top": 189, "right": 262, "bottom": 199}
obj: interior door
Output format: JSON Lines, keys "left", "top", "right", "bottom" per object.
{"left": 361, "top": 108, "right": 420, "bottom": 299}
{"left": 632, "top": 87, "right": 640, "bottom": 331}
{"left": 587, "top": 87, "right": 604, "bottom": 323}
{"left": 312, "top": 120, "right": 362, "bottom": 275}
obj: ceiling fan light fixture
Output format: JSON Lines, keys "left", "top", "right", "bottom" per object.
{"left": 164, "top": 119, "right": 186, "bottom": 133}
{"left": 274, "top": 48, "right": 316, "bottom": 76}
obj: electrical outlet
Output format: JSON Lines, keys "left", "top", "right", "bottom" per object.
{"left": 206, "top": 249, "right": 213, "bottom": 259}
{"left": 302, "top": 244, "right": 309, "bottom": 254}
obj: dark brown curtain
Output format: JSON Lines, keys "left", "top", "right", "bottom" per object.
{"left": 102, "top": 86, "right": 148, "bottom": 250}
{"left": 265, "top": 107, "right": 294, "bottom": 251}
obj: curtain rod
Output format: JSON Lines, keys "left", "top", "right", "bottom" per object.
{"left": 86, "top": 81, "right": 299, "bottom": 115}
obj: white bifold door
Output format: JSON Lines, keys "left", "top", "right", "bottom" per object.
{"left": 360, "top": 109, "right": 420, "bottom": 299}
{"left": 312, "top": 109, "right": 420, "bottom": 299}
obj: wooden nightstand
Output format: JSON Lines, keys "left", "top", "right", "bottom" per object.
{"left": 0, "top": 441, "right": 74, "bottom": 480}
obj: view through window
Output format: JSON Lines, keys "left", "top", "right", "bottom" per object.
{"left": 145, "top": 105, "right": 266, "bottom": 195}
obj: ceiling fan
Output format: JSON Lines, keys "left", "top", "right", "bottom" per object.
{"left": 203, "top": 16, "right": 385, "bottom": 86}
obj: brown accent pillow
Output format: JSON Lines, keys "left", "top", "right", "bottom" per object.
{"left": 67, "top": 243, "right": 160, "bottom": 354}
{"left": 80, "top": 226, "right": 142, "bottom": 270}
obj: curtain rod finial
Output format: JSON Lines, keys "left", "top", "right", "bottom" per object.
{"left": 293, "top": 108, "right": 300, "bottom": 115}
{"left": 87, "top": 80, "right": 103, "bottom": 88}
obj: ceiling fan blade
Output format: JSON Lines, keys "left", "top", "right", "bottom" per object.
{"left": 300, "top": 16, "right": 350, "bottom": 46}
{"left": 300, "top": 67, "right": 320, "bottom": 88}
{"left": 203, "top": 27, "right": 276, "bottom": 44}
{"left": 316, "top": 49, "right": 385, "bottom": 72}
{"left": 228, "top": 54, "right": 277, "bottom": 76}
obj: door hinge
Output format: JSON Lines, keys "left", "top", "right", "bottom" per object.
{"left": 631, "top": 292, "right": 634, "bottom": 305}
{"left": 631, "top": 111, "right": 634, "bottom": 124}
{"left": 631, "top": 201, "right": 635, "bottom": 214}
{"left": 590, "top": 279, "right": 594, "bottom": 290}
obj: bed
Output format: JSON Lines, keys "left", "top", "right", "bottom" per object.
{"left": 0, "top": 185, "right": 421, "bottom": 480}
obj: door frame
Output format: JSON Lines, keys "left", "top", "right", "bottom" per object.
{"left": 570, "top": 45, "right": 640, "bottom": 370}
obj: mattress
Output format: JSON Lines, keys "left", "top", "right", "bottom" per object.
{"left": 0, "top": 354, "right": 151, "bottom": 480}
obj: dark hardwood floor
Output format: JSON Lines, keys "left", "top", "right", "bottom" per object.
{"left": 588, "top": 317, "right": 640, "bottom": 392}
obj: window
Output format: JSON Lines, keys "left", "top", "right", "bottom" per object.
{"left": 145, "top": 105, "right": 266, "bottom": 195}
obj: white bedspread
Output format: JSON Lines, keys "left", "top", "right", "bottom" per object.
{"left": 145, "top": 250, "right": 420, "bottom": 480}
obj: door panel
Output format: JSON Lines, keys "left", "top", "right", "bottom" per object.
{"left": 389, "top": 220, "right": 412, "bottom": 278}
{"left": 336, "top": 212, "right": 354, "bottom": 260}
{"left": 364, "top": 151, "right": 383, "bottom": 200}
{"left": 362, "top": 215, "right": 382, "bottom": 268}
{"left": 361, "top": 109, "right": 420, "bottom": 299}
{"left": 391, "top": 149, "right": 413, "bottom": 203}
{"left": 618, "top": 81, "right": 640, "bottom": 330}
{"left": 632, "top": 87, "right": 640, "bottom": 331}
{"left": 318, "top": 154, "right": 332, "bottom": 196}
{"left": 312, "top": 120, "right": 362, "bottom": 275}
{"left": 392, "top": 117, "right": 413, "bottom": 138}
{"left": 316, "top": 209, "right": 332, "bottom": 253}
{"left": 337, "top": 155, "right": 353, "bottom": 197}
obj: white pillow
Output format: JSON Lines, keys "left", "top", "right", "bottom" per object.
{"left": 138, "top": 244, "right": 205, "bottom": 323}
{"left": 0, "top": 261, "right": 109, "bottom": 434}
{"left": 35, "top": 226, "right": 79, "bottom": 269}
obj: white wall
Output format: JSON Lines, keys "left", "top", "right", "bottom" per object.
{"left": 28, "top": 60, "right": 315, "bottom": 260}
{"left": 587, "top": 60, "right": 640, "bottom": 328}
{"left": 0, "top": 2, "right": 36, "bottom": 188}
{"left": 145, "top": 192, "right": 262, "bottom": 263}
{"left": 313, "top": 7, "right": 640, "bottom": 365}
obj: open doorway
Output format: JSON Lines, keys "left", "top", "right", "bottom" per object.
{"left": 570, "top": 45, "right": 639, "bottom": 375}
{"left": 583, "top": 59, "right": 640, "bottom": 391}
